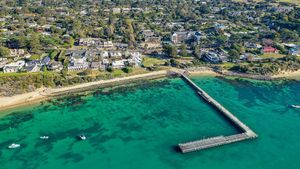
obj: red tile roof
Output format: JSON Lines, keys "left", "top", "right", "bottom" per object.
{"left": 263, "top": 46, "right": 278, "bottom": 53}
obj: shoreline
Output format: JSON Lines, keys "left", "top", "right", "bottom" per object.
{"left": 271, "top": 70, "right": 300, "bottom": 79}
{"left": 1, "top": 68, "right": 299, "bottom": 112}
{"left": 217, "top": 70, "right": 300, "bottom": 81}
{"left": 0, "top": 70, "right": 169, "bottom": 112}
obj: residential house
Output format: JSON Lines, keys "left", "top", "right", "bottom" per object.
{"left": 141, "top": 30, "right": 161, "bottom": 43}
{"left": 214, "top": 23, "right": 227, "bottom": 32}
{"left": 102, "top": 59, "right": 110, "bottom": 68}
{"left": 101, "top": 51, "right": 109, "bottom": 58}
{"left": 91, "top": 62, "right": 105, "bottom": 70}
{"left": 128, "top": 52, "right": 143, "bottom": 67}
{"left": 10, "top": 49, "right": 25, "bottom": 57}
{"left": 240, "top": 53, "right": 262, "bottom": 62}
{"left": 273, "top": 6, "right": 294, "bottom": 13}
{"left": 112, "top": 60, "right": 126, "bottom": 69}
{"left": 112, "top": 8, "right": 121, "bottom": 14}
{"left": 203, "top": 52, "right": 220, "bottom": 63}
{"left": 66, "top": 50, "right": 89, "bottom": 71}
{"left": 0, "top": 58, "right": 7, "bottom": 62}
{"left": 122, "top": 8, "right": 131, "bottom": 13}
{"left": 109, "top": 51, "right": 122, "bottom": 58}
{"left": 24, "top": 64, "right": 40, "bottom": 72}
{"left": 0, "top": 60, "right": 8, "bottom": 69}
{"left": 245, "top": 42, "right": 262, "bottom": 49}
{"left": 262, "top": 46, "right": 279, "bottom": 54}
{"left": 141, "top": 30, "right": 155, "bottom": 37}
{"left": 47, "top": 61, "right": 63, "bottom": 71}
{"left": 289, "top": 47, "right": 300, "bottom": 56}
{"left": 171, "top": 31, "right": 201, "bottom": 44}
{"left": 102, "top": 41, "right": 114, "bottom": 48}
{"left": 115, "top": 43, "right": 129, "bottom": 49}
{"left": 3, "top": 60, "right": 25, "bottom": 73}
{"left": 26, "top": 56, "right": 51, "bottom": 67}
{"left": 78, "top": 38, "right": 113, "bottom": 49}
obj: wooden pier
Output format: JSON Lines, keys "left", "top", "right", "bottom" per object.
{"left": 178, "top": 73, "right": 257, "bottom": 153}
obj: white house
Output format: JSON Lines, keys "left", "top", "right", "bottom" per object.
{"left": 109, "top": 51, "right": 122, "bottom": 58}
{"left": 129, "top": 52, "right": 143, "bottom": 67}
{"left": 3, "top": 60, "right": 25, "bottom": 73}
{"left": 10, "top": 49, "right": 25, "bottom": 57}
{"left": 289, "top": 47, "right": 300, "bottom": 56}
{"left": 112, "top": 60, "right": 126, "bottom": 69}
{"left": 171, "top": 31, "right": 201, "bottom": 44}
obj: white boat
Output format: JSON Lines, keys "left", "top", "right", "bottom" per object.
{"left": 290, "top": 105, "right": 300, "bottom": 109}
{"left": 78, "top": 134, "right": 86, "bottom": 140}
{"left": 8, "top": 143, "right": 20, "bottom": 149}
{"left": 40, "top": 136, "right": 49, "bottom": 140}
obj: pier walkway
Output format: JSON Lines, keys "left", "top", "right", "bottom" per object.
{"left": 178, "top": 73, "right": 257, "bottom": 153}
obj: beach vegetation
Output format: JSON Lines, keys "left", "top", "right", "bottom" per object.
{"left": 230, "top": 57, "right": 300, "bottom": 75}
{"left": 122, "top": 67, "right": 133, "bottom": 73}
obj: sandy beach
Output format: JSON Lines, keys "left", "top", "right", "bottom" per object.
{"left": 189, "top": 70, "right": 218, "bottom": 76}
{"left": 0, "top": 70, "right": 169, "bottom": 111}
{"left": 272, "top": 70, "right": 300, "bottom": 79}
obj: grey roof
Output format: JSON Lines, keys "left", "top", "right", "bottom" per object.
{"left": 42, "top": 56, "right": 51, "bottom": 64}
{"left": 24, "top": 64, "right": 39, "bottom": 72}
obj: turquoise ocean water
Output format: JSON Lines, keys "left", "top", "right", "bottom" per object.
{"left": 0, "top": 76, "right": 300, "bottom": 169}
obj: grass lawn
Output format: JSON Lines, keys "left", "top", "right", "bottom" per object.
{"left": 260, "top": 53, "right": 286, "bottom": 59}
{"left": 219, "top": 62, "right": 237, "bottom": 69}
{"left": 112, "top": 69, "right": 124, "bottom": 77}
{"left": 0, "top": 71, "right": 58, "bottom": 77}
{"left": 142, "top": 57, "right": 166, "bottom": 67}
{"left": 30, "top": 54, "right": 42, "bottom": 60}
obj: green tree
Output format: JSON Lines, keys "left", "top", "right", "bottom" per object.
{"left": 28, "top": 33, "right": 41, "bottom": 52}
{"left": 49, "top": 50, "right": 59, "bottom": 60}
{"left": 170, "top": 46, "right": 178, "bottom": 58}
{"left": 170, "top": 58, "right": 180, "bottom": 67}
{"left": 194, "top": 45, "right": 201, "bottom": 58}
{"left": 80, "top": 69, "right": 92, "bottom": 76}
{"left": 42, "top": 66, "right": 48, "bottom": 72}
{"left": 71, "top": 20, "right": 82, "bottom": 37}
{"left": 228, "top": 49, "right": 240, "bottom": 62}
{"left": 163, "top": 45, "right": 177, "bottom": 58}
{"left": 180, "top": 44, "right": 187, "bottom": 57}
{"left": 10, "top": 36, "right": 26, "bottom": 48}
{"left": 107, "top": 66, "right": 114, "bottom": 72}
{"left": 122, "top": 67, "right": 133, "bottom": 73}
{"left": 0, "top": 46, "right": 10, "bottom": 57}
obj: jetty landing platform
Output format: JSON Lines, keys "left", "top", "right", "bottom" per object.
{"left": 178, "top": 73, "right": 257, "bottom": 153}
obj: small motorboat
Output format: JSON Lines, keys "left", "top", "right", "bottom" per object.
{"left": 40, "top": 136, "right": 49, "bottom": 140}
{"left": 8, "top": 143, "right": 20, "bottom": 149}
{"left": 290, "top": 105, "right": 300, "bottom": 109}
{"left": 78, "top": 134, "right": 86, "bottom": 140}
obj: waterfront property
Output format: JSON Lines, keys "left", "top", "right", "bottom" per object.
{"left": 3, "top": 60, "right": 25, "bottom": 73}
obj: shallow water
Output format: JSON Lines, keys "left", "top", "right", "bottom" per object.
{"left": 0, "top": 76, "right": 300, "bottom": 169}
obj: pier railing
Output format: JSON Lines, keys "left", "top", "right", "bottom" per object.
{"left": 178, "top": 73, "right": 257, "bottom": 153}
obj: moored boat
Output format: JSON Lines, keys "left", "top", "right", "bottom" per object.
{"left": 40, "top": 136, "right": 49, "bottom": 140}
{"left": 8, "top": 143, "right": 21, "bottom": 149}
{"left": 78, "top": 134, "right": 86, "bottom": 140}
{"left": 290, "top": 105, "right": 300, "bottom": 109}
